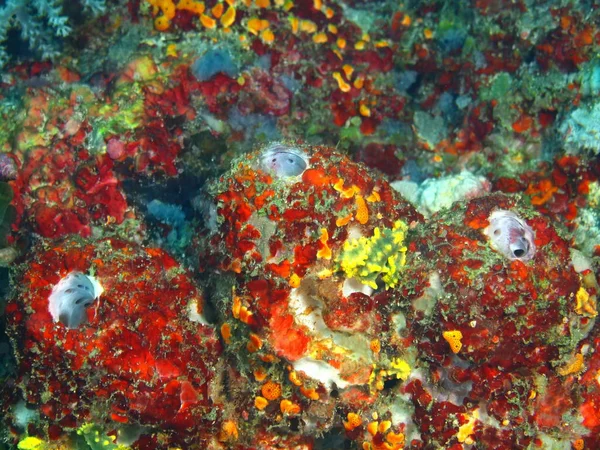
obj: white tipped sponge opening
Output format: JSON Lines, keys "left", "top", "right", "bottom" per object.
{"left": 48, "top": 271, "right": 103, "bottom": 329}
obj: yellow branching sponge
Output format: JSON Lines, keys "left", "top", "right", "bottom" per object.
{"left": 337, "top": 220, "right": 409, "bottom": 289}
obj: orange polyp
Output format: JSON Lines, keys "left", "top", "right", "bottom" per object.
{"left": 288, "top": 370, "right": 303, "bottom": 386}
{"left": 255, "top": 396, "right": 268, "bottom": 410}
{"left": 261, "top": 28, "right": 275, "bottom": 43}
{"left": 280, "top": 399, "right": 301, "bottom": 415}
{"left": 336, "top": 213, "right": 353, "bottom": 227}
{"left": 190, "top": 1, "right": 206, "bottom": 14}
{"left": 367, "top": 421, "right": 378, "bottom": 436}
{"left": 219, "top": 420, "right": 239, "bottom": 442}
{"left": 221, "top": 6, "right": 236, "bottom": 27}
{"left": 560, "top": 15, "right": 572, "bottom": 30}
{"left": 387, "top": 431, "right": 405, "bottom": 445}
{"left": 316, "top": 228, "right": 332, "bottom": 260}
{"left": 176, "top": 0, "right": 191, "bottom": 8}
{"left": 154, "top": 16, "right": 171, "bottom": 31}
{"left": 370, "top": 338, "right": 381, "bottom": 354}
{"left": 289, "top": 16, "right": 299, "bottom": 34}
{"left": 248, "top": 332, "right": 263, "bottom": 352}
{"left": 366, "top": 190, "right": 380, "bottom": 202}
{"left": 232, "top": 295, "right": 241, "bottom": 318}
{"left": 302, "top": 168, "right": 330, "bottom": 186}
{"left": 158, "top": 0, "right": 176, "bottom": 18}
{"left": 255, "top": 0, "right": 270, "bottom": 7}
{"left": 443, "top": 330, "right": 463, "bottom": 353}
{"left": 334, "top": 178, "right": 356, "bottom": 198}
{"left": 342, "top": 64, "right": 354, "bottom": 79}
{"left": 289, "top": 273, "right": 301, "bottom": 288}
{"left": 239, "top": 305, "right": 253, "bottom": 324}
{"left": 557, "top": 353, "right": 584, "bottom": 376}
{"left": 200, "top": 14, "right": 216, "bottom": 28}
{"left": 248, "top": 18, "right": 269, "bottom": 34}
{"left": 359, "top": 104, "right": 371, "bottom": 117}
{"left": 300, "top": 386, "right": 320, "bottom": 400}
{"left": 354, "top": 194, "right": 369, "bottom": 224}
{"left": 313, "top": 32, "right": 328, "bottom": 44}
{"left": 299, "top": 20, "right": 318, "bottom": 33}
{"left": 332, "top": 72, "right": 351, "bottom": 92}
{"left": 220, "top": 323, "right": 232, "bottom": 344}
{"left": 344, "top": 412, "right": 362, "bottom": 431}
{"left": 253, "top": 366, "right": 268, "bottom": 382}
{"left": 261, "top": 381, "right": 282, "bottom": 400}
{"left": 512, "top": 115, "right": 533, "bottom": 133}
{"left": 211, "top": 3, "right": 224, "bottom": 18}
{"left": 353, "top": 75, "right": 365, "bottom": 89}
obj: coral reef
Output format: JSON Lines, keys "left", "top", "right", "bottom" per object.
{"left": 0, "top": 0, "right": 599, "bottom": 448}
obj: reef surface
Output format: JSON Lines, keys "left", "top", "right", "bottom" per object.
{"left": 0, "top": 1, "right": 599, "bottom": 449}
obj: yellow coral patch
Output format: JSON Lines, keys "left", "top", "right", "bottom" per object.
{"left": 17, "top": 437, "right": 45, "bottom": 450}
{"left": 389, "top": 358, "right": 411, "bottom": 380}
{"left": 337, "top": 221, "right": 408, "bottom": 289}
